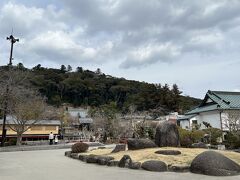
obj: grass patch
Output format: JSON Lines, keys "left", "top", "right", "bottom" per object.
{"left": 81, "top": 147, "right": 240, "bottom": 166}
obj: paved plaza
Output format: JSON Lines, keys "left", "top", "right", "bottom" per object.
{"left": 0, "top": 149, "right": 239, "bottom": 180}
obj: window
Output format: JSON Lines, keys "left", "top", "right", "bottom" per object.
{"left": 192, "top": 120, "right": 198, "bottom": 125}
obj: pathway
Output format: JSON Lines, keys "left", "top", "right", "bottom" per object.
{"left": 0, "top": 149, "right": 238, "bottom": 180}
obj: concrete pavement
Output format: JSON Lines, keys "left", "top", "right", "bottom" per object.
{"left": 0, "top": 142, "right": 105, "bottom": 152}
{"left": 0, "top": 149, "right": 239, "bottom": 180}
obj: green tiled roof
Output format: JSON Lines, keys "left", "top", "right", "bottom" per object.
{"left": 185, "top": 90, "right": 240, "bottom": 115}
{"left": 177, "top": 114, "right": 196, "bottom": 121}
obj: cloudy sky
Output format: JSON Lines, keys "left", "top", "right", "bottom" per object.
{"left": 0, "top": 0, "right": 240, "bottom": 98}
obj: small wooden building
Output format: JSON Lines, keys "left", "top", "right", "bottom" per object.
{"left": 0, "top": 117, "right": 61, "bottom": 141}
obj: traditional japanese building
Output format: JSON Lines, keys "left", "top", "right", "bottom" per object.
{"left": 178, "top": 90, "right": 240, "bottom": 131}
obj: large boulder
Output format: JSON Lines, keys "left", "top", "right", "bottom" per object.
{"left": 155, "top": 121, "right": 180, "bottom": 147}
{"left": 96, "top": 156, "right": 114, "bottom": 165}
{"left": 85, "top": 155, "right": 98, "bottom": 163}
{"left": 141, "top": 160, "right": 168, "bottom": 172}
{"left": 127, "top": 138, "right": 157, "bottom": 150}
{"left": 111, "top": 144, "right": 126, "bottom": 153}
{"left": 190, "top": 151, "right": 240, "bottom": 176}
{"left": 118, "top": 155, "right": 132, "bottom": 168}
{"left": 155, "top": 150, "right": 181, "bottom": 155}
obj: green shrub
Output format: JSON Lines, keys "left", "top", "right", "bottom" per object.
{"left": 224, "top": 132, "right": 240, "bottom": 149}
{"left": 203, "top": 128, "right": 222, "bottom": 145}
{"left": 179, "top": 127, "right": 223, "bottom": 147}
{"left": 178, "top": 128, "right": 204, "bottom": 147}
{"left": 190, "top": 130, "right": 205, "bottom": 143}
{"left": 71, "top": 142, "right": 89, "bottom": 153}
{"left": 178, "top": 128, "right": 192, "bottom": 147}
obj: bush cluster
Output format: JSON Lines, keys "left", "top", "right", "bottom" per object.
{"left": 179, "top": 127, "right": 240, "bottom": 149}
{"left": 178, "top": 127, "right": 223, "bottom": 147}
{"left": 202, "top": 128, "right": 222, "bottom": 145}
{"left": 71, "top": 142, "right": 89, "bottom": 153}
{"left": 224, "top": 132, "right": 240, "bottom": 149}
{"left": 178, "top": 128, "right": 205, "bottom": 147}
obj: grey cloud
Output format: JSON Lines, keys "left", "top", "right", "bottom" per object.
{"left": 60, "top": 0, "right": 240, "bottom": 68}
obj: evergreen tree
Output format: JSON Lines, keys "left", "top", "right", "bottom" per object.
{"left": 171, "top": 84, "right": 182, "bottom": 112}
{"left": 17, "top": 63, "right": 25, "bottom": 70}
{"left": 67, "top": 65, "right": 72, "bottom": 72}
{"left": 76, "top": 66, "right": 83, "bottom": 73}
{"left": 60, "top": 65, "right": 66, "bottom": 73}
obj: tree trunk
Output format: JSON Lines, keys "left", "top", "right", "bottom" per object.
{"left": 16, "top": 133, "right": 23, "bottom": 146}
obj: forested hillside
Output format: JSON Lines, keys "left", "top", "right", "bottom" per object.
{"left": 0, "top": 64, "right": 201, "bottom": 114}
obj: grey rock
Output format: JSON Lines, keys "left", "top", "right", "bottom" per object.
{"left": 192, "top": 142, "right": 208, "bottom": 149}
{"left": 155, "top": 121, "right": 180, "bottom": 147}
{"left": 129, "top": 162, "right": 142, "bottom": 169}
{"left": 169, "top": 165, "right": 190, "bottom": 172}
{"left": 118, "top": 155, "right": 132, "bottom": 168}
{"left": 85, "top": 155, "right": 98, "bottom": 163}
{"left": 111, "top": 144, "right": 126, "bottom": 153}
{"left": 79, "top": 154, "right": 88, "bottom": 162}
{"left": 155, "top": 150, "right": 181, "bottom": 155}
{"left": 96, "top": 156, "right": 114, "bottom": 165}
{"left": 190, "top": 151, "right": 240, "bottom": 176}
{"left": 70, "top": 153, "right": 79, "bottom": 159}
{"left": 234, "top": 149, "right": 240, "bottom": 153}
{"left": 141, "top": 160, "right": 168, "bottom": 172}
{"left": 107, "top": 160, "right": 119, "bottom": 166}
{"left": 98, "top": 146, "right": 106, "bottom": 149}
{"left": 64, "top": 151, "right": 72, "bottom": 157}
{"left": 127, "top": 139, "right": 157, "bottom": 150}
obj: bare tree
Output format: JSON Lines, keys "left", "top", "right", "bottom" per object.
{"left": 8, "top": 89, "right": 45, "bottom": 145}
{"left": 0, "top": 68, "right": 46, "bottom": 145}
{"left": 90, "top": 103, "right": 121, "bottom": 142}
{"left": 223, "top": 110, "right": 240, "bottom": 133}
{"left": 129, "top": 105, "right": 137, "bottom": 135}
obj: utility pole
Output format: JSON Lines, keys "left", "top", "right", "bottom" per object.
{"left": 1, "top": 34, "right": 19, "bottom": 146}
{"left": 6, "top": 35, "right": 19, "bottom": 66}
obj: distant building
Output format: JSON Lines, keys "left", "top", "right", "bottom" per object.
{"left": 0, "top": 116, "right": 61, "bottom": 141}
{"left": 66, "top": 107, "right": 93, "bottom": 130}
{"left": 156, "top": 112, "right": 183, "bottom": 124}
{"left": 63, "top": 107, "right": 93, "bottom": 141}
{"left": 178, "top": 90, "right": 240, "bottom": 131}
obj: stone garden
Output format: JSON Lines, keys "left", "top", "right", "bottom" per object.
{"left": 65, "top": 121, "right": 240, "bottom": 177}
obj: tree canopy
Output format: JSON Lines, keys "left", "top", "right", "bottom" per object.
{"left": 0, "top": 65, "right": 201, "bottom": 114}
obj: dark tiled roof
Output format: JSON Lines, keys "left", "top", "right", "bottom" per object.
{"left": 0, "top": 117, "right": 61, "bottom": 125}
{"left": 79, "top": 118, "right": 93, "bottom": 124}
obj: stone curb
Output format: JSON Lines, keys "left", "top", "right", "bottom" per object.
{"left": 0, "top": 142, "right": 106, "bottom": 153}
{"left": 0, "top": 144, "right": 73, "bottom": 152}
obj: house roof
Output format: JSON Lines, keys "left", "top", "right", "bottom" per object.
{"left": 185, "top": 90, "right": 240, "bottom": 115}
{"left": 0, "top": 117, "right": 61, "bottom": 125}
{"left": 79, "top": 118, "right": 93, "bottom": 124}
{"left": 177, "top": 114, "right": 196, "bottom": 121}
